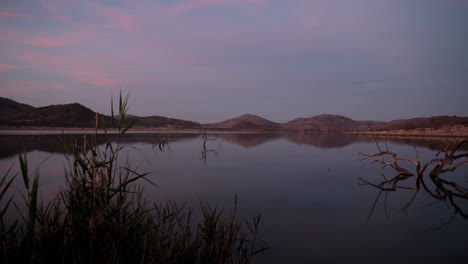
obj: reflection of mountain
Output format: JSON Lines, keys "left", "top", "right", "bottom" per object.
{"left": 283, "top": 134, "right": 372, "bottom": 148}
{"left": 216, "top": 133, "right": 468, "bottom": 151}
{"left": 2, "top": 132, "right": 467, "bottom": 159}
{"left": 0, "top": 133, "right": 199, "bottom": 159}
{"left": 215, "top": 133, "right": 282, "bottom": 148}
{"left": 382, "top": 137, "right": 468, "bottom": 151}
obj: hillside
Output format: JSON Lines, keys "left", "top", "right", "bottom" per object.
{"left": 1, "top": 97, "right": 467, "bottom": 133}
{"left": 380, "top": 116, "right": 468, "bottom": 131}
{"left": 203, "top": 113, "right": 282, "bottom": 129}
{"left": 0, "top": 97, "right": 200, "bottom": 129}
{"left": 0, "top": 97, "right": 36, "bottom": 120}
{"left": 283, "top": 114, "right": 385, "bottom": 131}
{"left": 2, "top": 103, "right": 111, "bottom": 128}
{"left": 129, "top": 115, "right": 200, "bottom": 129}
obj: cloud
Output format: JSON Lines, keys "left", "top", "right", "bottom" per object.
{"left": 0, "top": 22, "right": 105, "bottom": 48}
{"left": 38, "top": 0, "right": 70, "bottom": 19}
{"left": 68, "top": 71, "right": 123, "bottom": 87}
{"left": 92, "top": 5, "right": 145, "bottom": 30}
{"left": 0, "top": 12, "right": 29, "bottom": 19}
{"left": 162, "top": 0, "right": 268, "bottom": 16}
{"left": 2, "top": 80, "right": 72, "bottom": 94}
{"left": 24, "top": 37, "right": 68, "bottom": 47}
{"left": 0, "top": 64, "right": 17, "bottom": 71}
{"left": 244, "top": 0, "right": 268, "bottom": 7}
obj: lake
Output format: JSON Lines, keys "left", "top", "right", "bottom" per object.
{"left": 1, "top": 131, "right": 467, "bottom": 263}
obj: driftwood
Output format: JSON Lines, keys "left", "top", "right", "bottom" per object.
{"left": 359, "top": 139, "right": 468, "bottom": 229}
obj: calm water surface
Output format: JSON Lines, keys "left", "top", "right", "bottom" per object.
{"left": 1, "top": 131, "right": 467, "bottom": 263}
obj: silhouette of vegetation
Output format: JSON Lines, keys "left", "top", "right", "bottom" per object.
{"left": 0, "top": 93, "right": 267, "bottom": 263}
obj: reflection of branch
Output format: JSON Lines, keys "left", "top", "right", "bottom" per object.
{"left": 366, "top": 190, "right": 382, "bottom": 223}
{"left": 151, "top": 137, "right": 171, "bottom": 152}
{"left": 424, "top": 211, "right": 457, "bottom": 232}
{"left": 158, "top": 137, "right": 172, "bottom": 152}
{"left": 359, "top": 139, "right": 468, "bottom": 228}
{"left": 359, "top": 152, "right": 414, "bottom": 176}
{"left": 200, "top": 131, "right": 221, "bottom": 164}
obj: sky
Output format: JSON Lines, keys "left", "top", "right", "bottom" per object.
{"left": 0, "top": 0, "right": 467, "bottom": 123}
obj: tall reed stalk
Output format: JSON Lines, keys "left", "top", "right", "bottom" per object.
{"left": 0, "top": 92, "right": 267, "bottom": 263}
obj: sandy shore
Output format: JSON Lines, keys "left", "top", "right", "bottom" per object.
{"left": 343, "top": 126, "right": 468, "bottom": 138}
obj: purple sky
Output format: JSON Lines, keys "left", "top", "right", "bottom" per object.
{"left": 1, "top": 0, "right": 467, "bottom": 123}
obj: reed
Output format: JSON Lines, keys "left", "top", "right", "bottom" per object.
{"left": 0, "top": 93, "right": 267, "bottom": 263}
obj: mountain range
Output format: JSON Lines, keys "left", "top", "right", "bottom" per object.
{"left": 1, "top": 97, "right": 467, "bottom": 132}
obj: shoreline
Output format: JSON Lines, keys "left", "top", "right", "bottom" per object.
{"left": 1, "top": 126, "right": 468, "bottom": 138}
{"left": 341, "top": 127, "right": 468, "bottom": 138}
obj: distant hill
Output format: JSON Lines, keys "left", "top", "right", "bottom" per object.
{"left": 0, "top": 97, "right": 36, "bottom": 120}
{"left": 1, "top": 97, "right": 467, "bottom": 132}
{"left": 128, "top": 115, "right": 200, "bottom": 129}
{"left": 206, "top": 113, "right": 467, "bottom": 132}
{"left": 0, "top": 97, "right": 200, "bottom": 129}
{"left": 203, "top": 113, "right": 282, "bottom": 129}
{"left": 2, "top": 103, "right": 111, "bottom": 128}
{"left": 283, "top": 114, "right": 385, "bottom": 131}
{"left": 380, "top": 116, "right": 468, "bottom": 131}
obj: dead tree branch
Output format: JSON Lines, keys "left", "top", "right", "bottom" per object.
{"left": 359, "top": 139, "right": 468, "bottom": 225}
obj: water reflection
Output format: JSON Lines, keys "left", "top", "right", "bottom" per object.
{"left": 154, "top": 136, "right": 171, "bottom": 152}
{"left": 201, "top": 131, "right": 222, "bottom": 163}
{"left": 0, "top": 133, "right": 198, "bottom": 159}
{"left": 1, "top": 131, "right": 468, "bottom": 263}
{"left": 359, "top": 140, "right": 468, "bottom": 230}
{"left": 2, "top": 131, "right": 467, "bottom": 159}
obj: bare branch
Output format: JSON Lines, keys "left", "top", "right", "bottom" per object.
{"left": 359, "top": 139, "right": 468, "bottom": 227}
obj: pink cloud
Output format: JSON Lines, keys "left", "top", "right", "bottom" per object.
{"left": 163, "top": 0, "right": 267, "bottom": 16}
{"left": 2, "top": 80, "right": 72, "bottom": 94}
{"left": 244, "top": 0, "right": 268, "bottom": 7}
{"left": 301, "top": 17, "right": 319, "bottom": 29}
{"left": 24, "top": 37, "right": 68, "bottom": 47}
{"left": 0, "top": 12, "right": 28, "bottom": 19}
{"left": 169, "top": 0, "right": 224, "bottom": 16}
{"left": 0, "top": 64, "right": 17, "bottom": 71}
{"left": 49, "top": 83, "right": 72, "bottom": 91}
{"left": 0, "top": 22, "right": 105, "bottom": 48}
{"left": 38, "top": 0, "right": 70, "bottom": 19}
{"left": 69, "top": 71, "right": 122, "bottom": 87}
{"left": 89, "top": 78, "right": 122, "bottom": 87}
{"left": 92, "top": 5, "right": 145, "bottom": 30}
